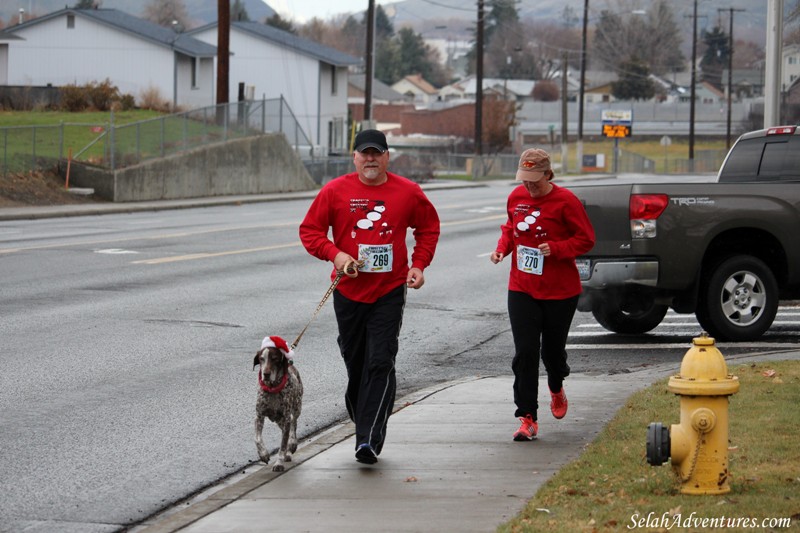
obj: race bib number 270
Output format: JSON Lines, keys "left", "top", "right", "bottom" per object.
{"left": 516, "top": 245, "right": 543, "bottom": 275}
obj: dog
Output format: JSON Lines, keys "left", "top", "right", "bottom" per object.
{"left": 253, "top": 336, "right": 303, "bottom": 472}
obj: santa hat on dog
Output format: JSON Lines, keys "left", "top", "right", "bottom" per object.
{"left": 260, "top": 335, "right": 295, "bottom": 359}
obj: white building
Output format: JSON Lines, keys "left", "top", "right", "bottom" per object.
{"left": 190, "top": 21, "right": 360, "bottom": 155}
{"left": 1, "top": 8, "right": 217, "bottom": 109}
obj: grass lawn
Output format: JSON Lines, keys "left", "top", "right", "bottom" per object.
{"left": 499, "top": 360, "right": 800, "bottom": 533}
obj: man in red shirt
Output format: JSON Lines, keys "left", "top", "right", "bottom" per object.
{"left": 300, "top": 129, "right": 440, "bottom": 464}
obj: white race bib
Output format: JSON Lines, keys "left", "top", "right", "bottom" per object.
{"left": 358, "top": 244, "right": 393, "bottom": 273}
{"left": 516, "top": 245, "right": 544, "bottom": 275}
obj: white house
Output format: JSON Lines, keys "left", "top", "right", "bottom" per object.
{"left": 391, "top": 74, "right": 439, "bottom": 105}
{"left": 190, "top": 21, "right": 360, "bottom": 155}
{"left": 1, "top": 8, "right": 217, "bottom": 109}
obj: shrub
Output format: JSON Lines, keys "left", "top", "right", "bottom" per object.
{"left": 139, "top": 85, "right": 171, "bottom": 112}
{"left": 87, "top": 78, "right": 120, "bottom": 111}
{"left": 60, "top": 83, "right": 90, "bottom": 111}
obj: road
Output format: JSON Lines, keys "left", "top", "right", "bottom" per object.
{"left": 1, "top": 182, "right": 798, "bottom": 532}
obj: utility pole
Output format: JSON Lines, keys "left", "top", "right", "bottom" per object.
{"left": 364, "top": 0, "right": 375, "bottom": 126}
{"left": 688, "top": 0, "right": 698, "bottom": 168}
{"left": 577, "top": 0, "right": 588, "bottom": 174}
{"left": 764, "top": 0, "right": 783, "bottom": 128}
{"left": 217, "top": 0, "right": 230, "bottom": 106}
{"left": 474, "top": 0, "right": 484, "bottom": 164}
{"left": 721, "top": 7, "right": 745, "bottom": 149}
{"left": 561, "top": 52, "right": 569, "bottom": 174}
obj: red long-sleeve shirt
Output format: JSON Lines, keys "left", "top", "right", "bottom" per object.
{"left": 495, "top": 183, "right": 595, "bottom": 300}
{"left": 299, "top": 172, "right": 440, "bottom": 303}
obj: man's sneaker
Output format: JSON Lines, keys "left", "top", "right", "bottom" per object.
{"left": 550, "top": 388, "right": 568, "bottom": 419}
{"left": 513, "top": 414, "right": 538, "bottom": 441}
{"left": 355, "top": 443, "right": 378, "bottom": 464}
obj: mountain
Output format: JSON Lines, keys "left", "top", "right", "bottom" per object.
{"left": 2, "top": 0, "right": 274, "bottom": 28}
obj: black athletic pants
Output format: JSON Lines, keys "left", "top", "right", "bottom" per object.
{"left": 508, "top": 290, "right": 578, "bottom": 420}
{"left": 333, "top": 284, "right": 406, "bottom": 455}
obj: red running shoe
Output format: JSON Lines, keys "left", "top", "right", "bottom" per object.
{"left": 513, "top": 414, "right": 538, "bottom": 441}
{"left": 550, "top": 388, "right": 568, "bottom": 419}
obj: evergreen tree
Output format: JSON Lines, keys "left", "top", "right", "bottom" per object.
{"left": 611, "top": 56, "right": 656, "bottom": 101}
{"left": 231, "top": 0, "right": 249, "bottom": 22}
{"left": 73, "top": 0, "right": 95, "bottom": 8}
{"left": 700, "top": 26, "right": 730, "bottom": 89}
{"left": 266, "top": 13, "right": 295, "bottom": 34}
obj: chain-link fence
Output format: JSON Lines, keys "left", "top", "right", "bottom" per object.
{"left": 0, "top": 97, "right": 312, "bottom": 175}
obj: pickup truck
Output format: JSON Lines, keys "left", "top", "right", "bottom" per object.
{"left": 570, "top": 125, "right": 800, "bottom": 341}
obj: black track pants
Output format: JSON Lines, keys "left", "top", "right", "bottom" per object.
{"left": 333, "top": 284, "right": 406, "bottom": 455}
{"left": 508, "top": 290, "right": 578, "bottom": 420}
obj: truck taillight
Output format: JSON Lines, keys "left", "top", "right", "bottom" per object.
{"left": 630, "top": 194, "right": 668, "bottom": 219}
{"left": 630, "top": 194, "right": 668, "bottom": 239}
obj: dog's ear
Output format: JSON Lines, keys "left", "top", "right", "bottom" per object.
{"left": 253, "top": 349, "right": 263, "bottom": 371}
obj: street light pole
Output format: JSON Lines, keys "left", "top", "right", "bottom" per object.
{"left": 688, "top": 0, "right": 698, "bottom": 169}
{"left": 577, "top": 0, "right": 588, "bottom": 174}
{"left": 474, "top": 0, "right": 484, "bottom": 160}
{"left": 721, "top": 8, "right": 745, "bottom": 149}
{"left": 364, "top": 0, "right": 375, "bottom": 126}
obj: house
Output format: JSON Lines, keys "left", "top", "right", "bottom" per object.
{"left": 391, "top": 74, "right": 439, "bottom": 105}
{"left": 440, "top": 76, "right": 536, "bottom": 104}
{"left": 678, "top": 81, "right": 725, "bottom": 104}
{"left": 348, "top": 73, "right": 411, "bottom": 130}
{"left": 783, "top": 43, "right": 800, "bottom": 93}
{"left": 1, "top": 8, "right": 217, "bottom": 109}
{"left": 190, "top": 21, "right": 360, "bottom": 155}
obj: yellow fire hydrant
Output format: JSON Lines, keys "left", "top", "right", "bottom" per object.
{"left": 646, "top": 333, "right": 739, "bottom": 494}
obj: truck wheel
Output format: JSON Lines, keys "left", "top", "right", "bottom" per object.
{"left": 697, "top": 255, "right": 778, "bottom": 341}
{"left": 591, "top": 293, "right": 668, "bottom": 334}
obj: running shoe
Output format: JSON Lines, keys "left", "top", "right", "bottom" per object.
{"left": 355, "top": 443, "right": 378, "bottom": 464}
{"left": 550, "top": 388, "right": 568, "bottom": 419}
{"left": 513, "top": 414, "right": 538, "bottom": 441}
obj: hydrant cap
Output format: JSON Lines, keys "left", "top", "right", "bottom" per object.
{"left": 668, "top": 333, "right": 740, "bottom": 395}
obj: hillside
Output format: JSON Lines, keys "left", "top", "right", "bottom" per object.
{"left": 3, "top": 0, "right": 274, "bottom": 28}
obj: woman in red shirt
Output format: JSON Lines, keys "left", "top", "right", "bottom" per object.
{"left": 490, "top": 148, "right": 595, "bottom": 441}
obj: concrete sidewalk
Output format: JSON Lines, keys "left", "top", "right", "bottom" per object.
{"left": 131, "top": 370, "right": 667, "bottom": 533}
{"left": 131, "top": 348, "right": 800, "bottom": 533}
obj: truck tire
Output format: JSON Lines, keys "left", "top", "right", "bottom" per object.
{"left": 591, "top": 292, "right": 669, "bottom": 334}
{"left": 696, "top": 255, "right": 778, "bottom": 341}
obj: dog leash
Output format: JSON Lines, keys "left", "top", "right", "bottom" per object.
{"left": 290, "top": 259, "right": 360, "bottom": 351}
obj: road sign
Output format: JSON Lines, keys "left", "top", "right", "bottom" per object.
{"left": 601, "top": 109, "right": 633, "bottom": 138}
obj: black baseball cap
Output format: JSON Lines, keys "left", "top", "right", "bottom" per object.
{"left": 354, "top": 129, "right": 388, "bottom": 153}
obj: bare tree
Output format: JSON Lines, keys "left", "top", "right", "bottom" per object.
{"left": 143, "top": 0, "right": 191, "bottom": 29}
{"left": 592, "top": 0, "right": 684, "bottom": 77}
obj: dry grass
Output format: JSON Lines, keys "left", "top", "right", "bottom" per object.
{"left": 499, "top": 360, "right": 800, "bottom": 533}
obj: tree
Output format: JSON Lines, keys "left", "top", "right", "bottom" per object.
{"left": 593, "top": 0, "right": 684, "bottom": 77}
{"left": 231, "top": 0, "right": 249, "bottom": 22}
{"left": 532, "top": 80, "right": 559, "bottom": 101}
{"left": 611, "top": 56, "right": 656, "bottom": 100}
{"left": 142, "top": 0, "right": 190, "bottom": 29}
{"left": 73, "top": 0, "right": 96, "bottom": 8}
{"left": 266, "top": 13, "right": 295, "bottom": 34}
{"left": 700, "top": 26, "right": 730, "bottom": 89}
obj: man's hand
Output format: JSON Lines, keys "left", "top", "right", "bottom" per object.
{"left": 333, "top": 251, "right": 358, "bottom": 275}
{"left": 490, "top": 251, "right": 504, "bottom": 264}
{"left": 406, "top": 267, "right": 425, "bottom": 289}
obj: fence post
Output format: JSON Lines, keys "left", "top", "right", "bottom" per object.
{"left": 261, "top": 95, "right": 266, "bottom": 132}
{"left": 59, "top": 122, "right": 64, "bottom": 161}
{"left": 31, "top": 126, "right": 36, "bottom": 172}
{"left": 109, "top": 110, "right": 116, "bottom": 171}
{"left": 160, "top": 117, "right": 166, "bottom": 157}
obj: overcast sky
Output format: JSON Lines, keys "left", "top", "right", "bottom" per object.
{"left": 267, "top": 0, "right": 386, "bottom": 23}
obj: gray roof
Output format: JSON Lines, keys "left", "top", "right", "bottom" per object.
{"left": 190, "top": 21, "right": 360, "bottom": 68}
{"left": 6, "top": 8, "right": 217, "bottom": 58}
{"left": 349, "top": 74, "right": 407, "bottom": 102}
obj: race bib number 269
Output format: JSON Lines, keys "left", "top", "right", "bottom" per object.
{"left": 358, "top": 244, "right": 393, "bottom": 273}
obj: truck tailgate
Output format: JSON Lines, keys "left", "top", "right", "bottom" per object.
{"left": 567, "top": 183, "right": 634, "bottom": 256}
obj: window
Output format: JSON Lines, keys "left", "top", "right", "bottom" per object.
{"left": 67, "top": 14, "right": 75, "bottom": 29}
{"left": 330, "top": 65, "right": 337, "bottom": 96}
{"left": 191, "top": 57, "right": 197, "bottom": 89}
